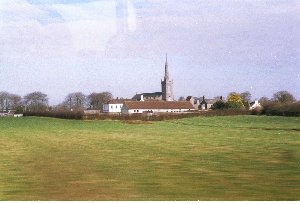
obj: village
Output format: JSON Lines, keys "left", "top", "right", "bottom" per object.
{"left": 101, "top": 56, "right": 261, "bottom": 115}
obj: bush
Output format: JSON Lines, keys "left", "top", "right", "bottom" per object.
{"left": 261, "top": 102, "right": 300, "bottom": 117}
{"left": 251, "top": 107, "right": 263, "bottom": 115}
{"left": 23, "top": 110, "right": 84, "bottom": 120}
{"left": 212, "top": 100, "right": 226, "bottom": 110}
{"left": 83, "top": 110, "right": 251, "bottom": 121}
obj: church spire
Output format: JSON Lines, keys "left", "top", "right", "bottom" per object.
{"left": 161, "top": 54, "right": 173, "bottom": 101}
{"left": 165, "top": 53, "right": 169, "bottom": 80}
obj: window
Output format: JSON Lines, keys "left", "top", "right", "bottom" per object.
{"left": 111, "top": 105, "right": 113, "bottom": 109}
{"left": 137, "top": 110, "right": 139, "bottom": 112}
{"left": 116, "top": 105, "right": 117, "bottom": 108}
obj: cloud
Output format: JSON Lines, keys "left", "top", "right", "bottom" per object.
{"left": 0, "top": 0, "right": 46, "bottom": 22}
{"left": 52, "top": 0, "right": 137, "bottom": 56}
{"left": 52, "top": 1, "right": 117, "bottom": 56}
{"left": 0, "top": 0, "right": 74, "bottom": 61}
{"left": 1, "top": 0, "right": 298, "bottom": 65}
{"left": 105, "top": 0, "right": 300, "bottom": 67}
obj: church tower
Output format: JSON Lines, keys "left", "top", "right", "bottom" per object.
{"left": 161, "top": 54, "right": 174, "bottom": 101}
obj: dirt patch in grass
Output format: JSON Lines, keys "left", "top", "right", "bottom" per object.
{"left": 123, "top": 120, "right": 153, "bottom": 125}
{"left": 244, "top": 127, "right": 300, "bottom": 132}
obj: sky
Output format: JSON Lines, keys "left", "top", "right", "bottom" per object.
{"left": 0, "top": 0, "right": 299, "bottom": 105}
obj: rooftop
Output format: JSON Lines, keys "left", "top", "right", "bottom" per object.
{"left": 123, "top": 101, "right": 195, "bottom": 110}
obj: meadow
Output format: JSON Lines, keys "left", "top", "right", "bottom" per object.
{"left": 0, "top": 116, "right": 299, "bottom": 200}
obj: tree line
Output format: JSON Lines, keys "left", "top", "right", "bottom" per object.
{"left": 210, "top": 90, "right": 297, "bottom": 110}
{"left": 0, "top": 91, "right": 113, "bottom": 113}
{"left": 208, "top": 90, "right": 299, "bottom": 116}
{"left": 1, "top": 90, "right": 298, "bottom": 115}
{"left": 177, "top": 90, "right": 298, "bottom": 111}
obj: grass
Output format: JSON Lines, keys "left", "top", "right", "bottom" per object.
{"left": 0, "top": 115, "right": 299, "bottom": 200}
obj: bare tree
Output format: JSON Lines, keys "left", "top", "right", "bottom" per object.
{"left": 259, "top": 97, "right": 270, "bottom": 106}
{"left": 273, "top": 90, "right": 295, "bottom": 104}
{"left": 0, "top": 92, "right": 22, "bottom": 112}
{"left": 240, "top": 91, "right": 251, "bottom": 110}
{"left": 0, "top": 92, "right": 10, "bottom": 112}
{"left": 64, "top": 92, "right": 87, "bottom": 111}
{"left": 24, "top": 91, "right": 48, "bottom": 112}
{"left": 87, "top": 92, "right": 113, "bottom": 110}
{"left": 240, "top": 91, "right": 252, "bottom": 103}
{"left": 9, "top": 94, "right": 22, "bottom": 109}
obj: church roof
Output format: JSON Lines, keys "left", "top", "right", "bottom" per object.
{"left": 132, "top": 92, "right": 163, "bottom": 100}
{"left": 123, "top": 101, "right": 195, "bottom": 110}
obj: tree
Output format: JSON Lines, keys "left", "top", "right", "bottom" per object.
{"left": 0, "top": 92, "right": 22, "bottom": 112}
{"left": 178, "top": 96, "right": 185, "bottom": 101}
{"left": 240, "top": 91, "right": 251, "bottom": 103}
{"left": 24, "top": 91, "right": 48, "bottom": 112}
{"left": 0, "top": 92, "right": 10, "bottom": 111}
{"left": 212, "top": 100, "right": 226, "bottom": 110}
{"left": 240, "top": 91, "right": 251, "bottom": 110}
{"left": 259, "top": 97, "right": 270, "bottom": 106}
{"left": 64, "top": 92, "right": 87, "bottom": 111}
{"left": 87, "top": 92, "right": 113, "bottom": 110}
{"left": 272, "top": 91, "right": 295, "bottom": 104}
{"left": 226, "top": 92, "right": 245, "bottom": 109}
{"left": 9, "top": 94, "right": 22, "bottom": 109}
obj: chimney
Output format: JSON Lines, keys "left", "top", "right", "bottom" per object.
{"left": 140, "top": 94, "right": 144, "bottom": 101}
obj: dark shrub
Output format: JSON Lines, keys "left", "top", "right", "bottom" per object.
{"left": 23, "top": 110, "right": 84, "bottom": 120}
{"left": 261, "top": 102, "right": 300, "bottom": 117}
{"left": 251, "top": 107, "right": 263, "bottom": 115}
{"left": 212, "top": 100, "right": 226, "bottom": 110}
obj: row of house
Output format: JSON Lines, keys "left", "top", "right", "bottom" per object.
{"left": 103, "top": 96, "right": 261, "bottom": 115}
{"left": 103, "top": 98, "right": 195, "bottom": 115}
{"left": 186, "top": 96, "right": 223, "bottom": 110}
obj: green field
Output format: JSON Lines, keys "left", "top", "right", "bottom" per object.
{"left": 0, "top": 116, "right": 299, "bottom": 200}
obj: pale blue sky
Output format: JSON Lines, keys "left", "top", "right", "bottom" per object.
{"left": 0, "top": 0, "right": 299, "bottom": 105}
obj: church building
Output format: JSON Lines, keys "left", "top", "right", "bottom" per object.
{"left": 132, "top": 55, "right": 174, "bottom": 101}
{"left": 105, "top": 55, "right": 196, "bottom": 114}
{"left": 161, "top": 55, "right": 174, "bottom": 101}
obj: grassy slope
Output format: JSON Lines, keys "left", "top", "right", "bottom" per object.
{"left": 0, "top": 116, "right": 299, "bottom": 200}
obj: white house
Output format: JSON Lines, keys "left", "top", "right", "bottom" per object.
{"left": 103, "top": 99, "right": 135, "bottom": 114}
{"left": 249, "top": 100, "right": 262, "bottom": 110}
{"left": 121, "top": 101, "right": 195, "bottom": 115}
{"left": 14, "top": 114, "right": 23, "bottom": 118}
